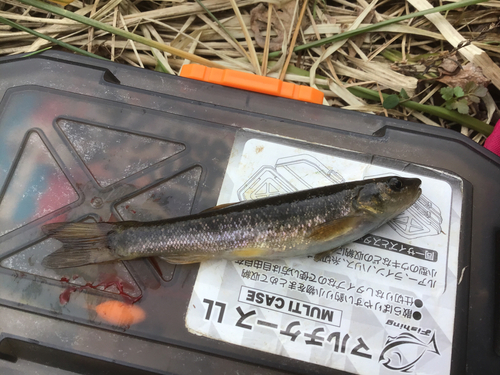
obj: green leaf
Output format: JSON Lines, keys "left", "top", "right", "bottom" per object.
{"left": 444, "top": 100, "right": 454, "bottom": 110}
{"left": 383, "top": 95, "right": 400, "bottom": 109}
{"left": 452, "top": 99, "right": 470, "bottom": 114}
{"left": 453, "top": 86, "right": 465, "bottom": 98}
{"left": 399, "top": 88, "right": 409, "bottom": 100}
{"left": 468, "top": 95, "right": 480, "bottom": 104}
{"left": 440, "top": 87, "right": 454, "bottom": 101}
{"left": 464, "top": 81, "right": 477, "bottom": 93}
{"left": 473, "top": 85, "right": 488, "bottom": 97}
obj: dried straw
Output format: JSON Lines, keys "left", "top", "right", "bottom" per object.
{"left": 0, "top": 0, "right": 495, "bottom": 138}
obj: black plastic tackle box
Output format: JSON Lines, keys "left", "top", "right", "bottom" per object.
{"left": 0, "top": 51, "right": 499, "bottom": 375}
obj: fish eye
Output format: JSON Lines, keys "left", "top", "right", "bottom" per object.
{"left": 389, "top": 177, "right": 404, "bottom": 191}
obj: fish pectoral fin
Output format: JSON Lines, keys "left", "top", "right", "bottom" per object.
{"left": 313, "top": 248, "right": 340, "bottom": 262}
{"left": 230, "top": 247, "right": 270, "bottom": 258}
{"left": 159, "top": 253, "right": 214, "bottom": 264}
{"left": 307, "top": 215, "right": 365, "bottom": 242}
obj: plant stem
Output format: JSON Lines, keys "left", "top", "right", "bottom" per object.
{"left": 348, "top": 86, "right": 494, "bottom": 136}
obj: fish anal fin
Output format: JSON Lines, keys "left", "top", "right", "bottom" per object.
{"left": 308, "top": 216, "right": 364, "bottom": 242}
{"left": 159, "top": 253, "right": 214, "bottom": 264}
{"left": 160, "top": 247, "right": 270, "bottom": 264}
{"left": 313, "top": 248, "right": 340, "bottom": 262}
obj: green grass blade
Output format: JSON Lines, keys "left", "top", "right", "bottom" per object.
{"left": 194, "top": 0, "right": 239, "bottom": 46}
{"left": 0, "top": 16, "right": 108, "bottom": 61}
{"left": 382, "top": 49, "right": 441, "bottom": 63}
{"left": 22, "top": 47, "right": 53, "bottom": 58}
{"left": 269, "top": 0, "right": 488, "bottom": 57}
{"left": 348, "top": 86, "right": 494, "bottom": 136}
{"left": 18, "top": 0, "right": 225, "bottom": 68}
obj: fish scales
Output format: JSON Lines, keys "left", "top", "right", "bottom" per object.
{"left": 111, "top": 188, "right": 354, "bottom": 258}
{"left": 41, "top": 176, "right": 422, "bottom": 268}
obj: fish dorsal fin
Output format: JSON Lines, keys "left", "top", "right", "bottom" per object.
{"left": 308, "top": 216, "right": 365, "bottom": 242}
{"left": 201, "top": 202, "right": 239, "bottom": 213}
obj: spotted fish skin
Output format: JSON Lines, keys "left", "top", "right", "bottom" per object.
{"left": 42, "top": 176, "right": 422, "bottom": 268}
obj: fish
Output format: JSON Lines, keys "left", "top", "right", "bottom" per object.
{"left": 379, "top": 332, "right": 440, "bottom": 372}
{"left": 41, "top": 176, "right": 422, "bottom": 269}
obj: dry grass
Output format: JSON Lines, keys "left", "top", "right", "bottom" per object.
{"left": 0, "top": 0, "right": 499, "bottom": 141}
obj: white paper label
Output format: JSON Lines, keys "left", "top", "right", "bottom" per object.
{"left": 186, "top": 135, "right": 462, "bottom": 375}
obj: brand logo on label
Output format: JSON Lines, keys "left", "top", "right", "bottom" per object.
{"left": 379, "top": 332, "right": 440, "bottom": 372}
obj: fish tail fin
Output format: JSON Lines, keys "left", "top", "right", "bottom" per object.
{"left": 42, "top": 222, "right": 119, "bottom": 269}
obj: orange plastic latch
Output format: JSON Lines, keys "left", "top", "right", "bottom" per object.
{"left": 180, "top": 64, "right": 324, "bottom": 104}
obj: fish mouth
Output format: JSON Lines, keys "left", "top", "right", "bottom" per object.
{"left": 416, "top": 187, "right": 422, "bottom": 198}
{"left": 396, "top": 178, "right": 422, "bottom": 210}
{"left": 402, "top": 177, "right": 422, "bottom": 197}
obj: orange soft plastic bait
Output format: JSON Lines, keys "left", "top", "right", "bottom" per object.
{"left": 95, "top": 301, "right": 146, "bottom": 327}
